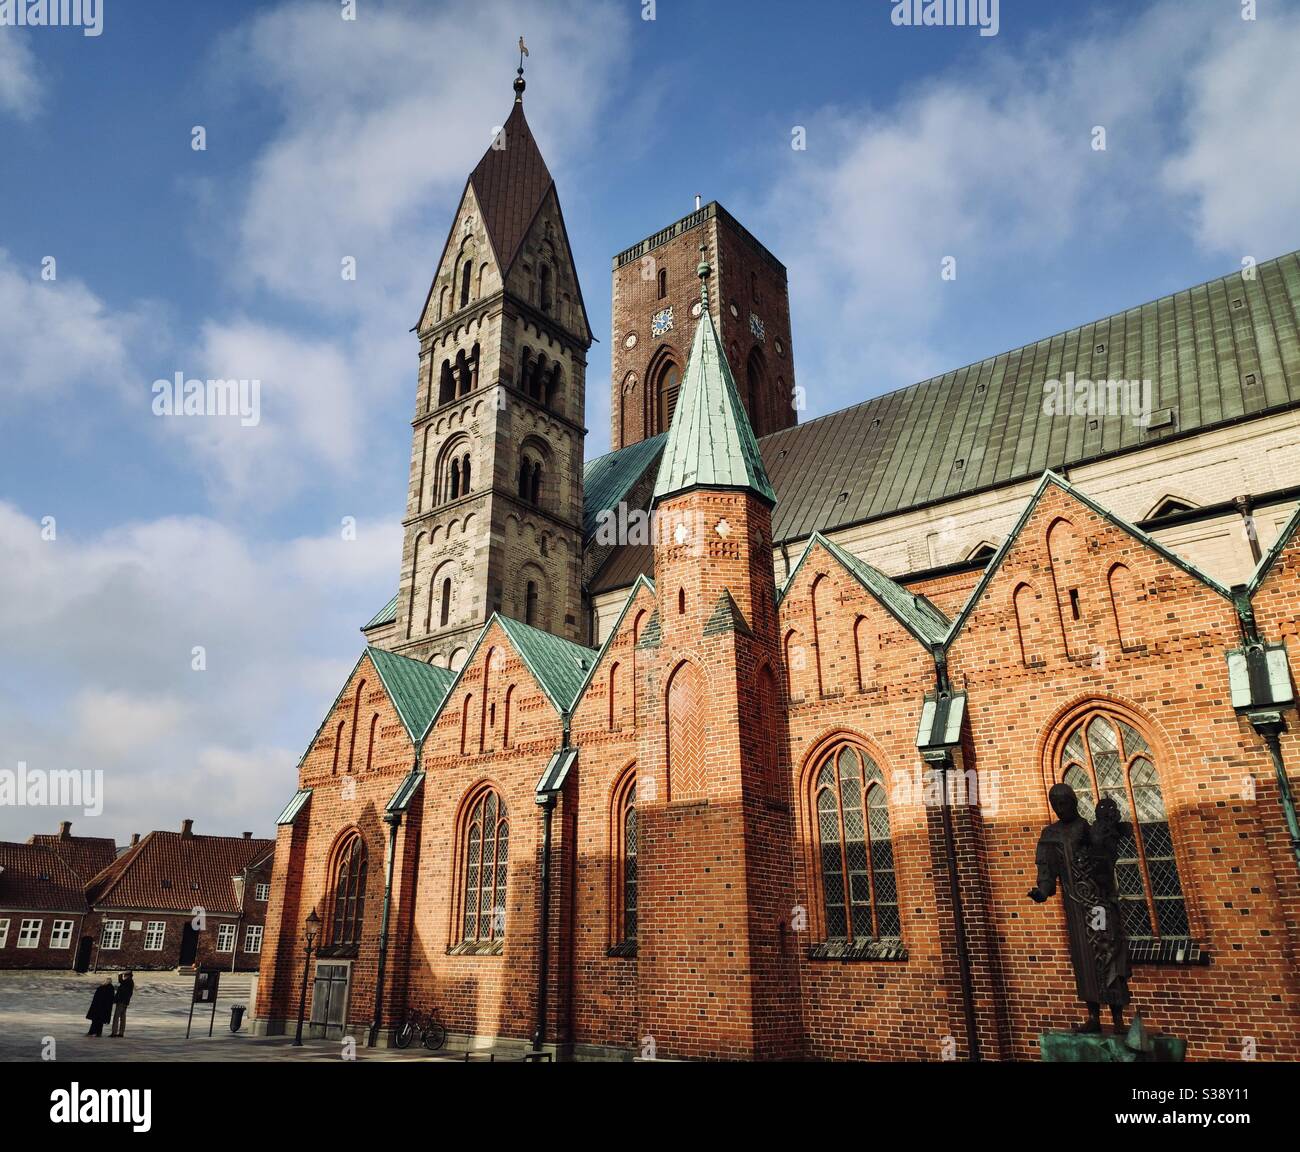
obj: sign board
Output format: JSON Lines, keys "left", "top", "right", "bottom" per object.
{"left": 192, "top": 968, "right": 220, "bottom": 1004}
{"left": 129, "top": 921, "right": 143, "bottom": 931}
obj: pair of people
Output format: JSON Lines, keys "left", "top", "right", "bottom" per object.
{"left": 85, "top": 971, "right": 134, "bottom": 1037}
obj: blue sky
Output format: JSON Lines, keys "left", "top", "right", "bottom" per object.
{"left": 1, "top": 0, "right": 1298, "bottom": 841}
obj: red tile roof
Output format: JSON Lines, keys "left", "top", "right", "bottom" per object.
{"left": 87, "top": 831, "right": 274, "bottom": 914}
{"left": 30, "top": 831, "right": 117, "bottom": 883}
{"left": 0, "top": 842, "right": 89, "bottom": 913}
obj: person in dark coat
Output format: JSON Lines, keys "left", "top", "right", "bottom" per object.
{"left": 86, "top": 978, "right": 115, "bottom": 1037}
{"left": 110, "top": 972, "right": 135, "bottom": 1037}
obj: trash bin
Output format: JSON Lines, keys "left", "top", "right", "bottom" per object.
{"left": 230, "top": 1004, "right": 246, "bottom": 1033}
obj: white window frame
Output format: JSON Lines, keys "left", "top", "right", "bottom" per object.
{"left": 100, "top": 919, "right": 124, "bottom": 950}
{"left": 243, "top": 925, "right": 264, "bottom": 954}
{"left": 0, "top": 918, "right": 9, "bottom": 948}
{"left": 143, "top": 920, "right": 166, "bottom": 951}
{"left": 49, "top": 920, "right": 74, "bottom": 950}
{"left": 215, "top": 923, "right": 236, "bottom": 953}
{"left": 18, "top": 919, "right": 43, "bottom": 949}
{"left": 254, "top": 883, "right": 270, "bottom": 902}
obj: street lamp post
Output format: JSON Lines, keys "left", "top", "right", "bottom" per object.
{"left": 293, "top": 909, "right": 321, "bottom": 1047}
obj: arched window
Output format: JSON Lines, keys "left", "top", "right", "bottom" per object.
{"left": 745, "top": 347, "right": 766, "bottom": 434}
{"left": 655, "top": 361, "right": 681, "bottom": 434}
{"left": 657, "top": 268, "right": 668, "bottom": 300}
{"left": 439, "top": 578, "right": 451, "bottom": 628}
{"left": 612, "top": 770, "right": 637, "bottom": 946}
{"left": 502, "top": 685, "right": 514, "bottom": 749}
{"left": 449, "top": 459, "right": 462, "bottom": 500}
{"left": 525, "top": 580, "right": 539, "bottom": 626}
{"left": 438, "top": 360, "right": 455, "bottom": 406}
{"left": 1057, "top": 711, "right": 1188, "bottom": 940}
{"left": 539, "top": 264, "right": 553, "bottom": 313}
{"left": 461, "top": 454, "right": 471, "bottom": 495}
{"left": 365, "top": 713, "right": 378, "bottom": 772}
{"left": 812, "top": 742, "right": 900, "bottom": 941}
{"left": 459, "top": 260, "right": 472, "bottom": 308}
{"left": 460, "top": 788, "right": 509, "bottom": 944}
{"left": 531, "top": 461, "right": 542, "bottom": 506}
{"left": 331, "top": 719, "right": 345, "bottom": 775}
{"left": 329, "top": 835, "right": 368, "bottom": 949}
{"left": 666, "top": 661, "right": 705, "bottom": 800}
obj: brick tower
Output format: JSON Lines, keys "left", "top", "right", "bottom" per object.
{"left": 379, "top": 65, "right": 592, "bottom": 667}
{"left": 609, "top": 201, "right": 797, "bottom": 449}
{"left": 635, "top": 248, "right": 803, "bottom": 1060}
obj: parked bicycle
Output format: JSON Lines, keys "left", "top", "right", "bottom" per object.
{"left": 394, "top": 1007, "right": 447, "bottom": 1051}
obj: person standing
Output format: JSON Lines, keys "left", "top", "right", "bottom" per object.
{"left": 110, "top": 971, "right": 135, "bottom": 1037}
{"left": 86, "top": 978, "right": 115, "bottom": 1038}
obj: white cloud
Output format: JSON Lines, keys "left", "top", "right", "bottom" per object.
{"left": 753, "top": 1, "right": 1297, "bottom": 409}
{"left": 218, "top": 0, "right": 627, "bottom": 318}
{"left": 0, "top": 30, "right": 41, "bottom": 118}
{"left": 0, "top": 249, "right": 134, "bottom": 398}
{"left": 1163, "top": 7, "right": 1300, "bottom": 257}
{"left": 0, "top": 501, "right": 401, "bottom": 841}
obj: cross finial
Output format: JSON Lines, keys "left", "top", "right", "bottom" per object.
{"left": 697, "top": 241, "right": 712, "bottom": 310}
{"left": 514, "top": 37, "right": 529, "bottom": 101}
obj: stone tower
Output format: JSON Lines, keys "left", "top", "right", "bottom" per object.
{"left": 609, "top": 201, "right": 797, "bottom": 450}
{"left": 374, "top": 68, "right": 592, "bottom": 667}
{"left": 635, "top": 250, "right": 803, "bottom": 1059}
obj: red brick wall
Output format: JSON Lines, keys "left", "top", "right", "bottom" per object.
{"left": 0, "top": 910, "right": 87, "bottom": 971}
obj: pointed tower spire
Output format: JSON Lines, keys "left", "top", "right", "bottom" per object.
{"left": 652, "top": 244, "right": 776, "bottom": 507}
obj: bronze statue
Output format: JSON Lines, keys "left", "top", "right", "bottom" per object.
{"left": 1028, "top": 783, "right": 1132, "bottom": 1032}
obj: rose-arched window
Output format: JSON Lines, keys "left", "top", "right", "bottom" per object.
{"left": 1057, "top": 711, "right": 1188, "bottom": 940}
{"left": 813, "top": 742, "right": 899, "bottom": 941}
{"left": 329, "top": 835, "right": 368, "bottom": 950}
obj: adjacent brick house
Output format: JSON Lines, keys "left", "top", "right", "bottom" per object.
{"left": 86, "top": 821, "right": 274, "bottom": 973}
{"left": 254, "top": 74, "right": 1300, "bottom": 1060}
{"left": 0, "top": 840, "right": 92, "bottom": 971}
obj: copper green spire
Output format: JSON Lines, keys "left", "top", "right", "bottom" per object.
{"left": 652, "top": 248, "right": 776, "bottom": 508}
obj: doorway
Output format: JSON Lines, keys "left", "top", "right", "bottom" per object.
{"left": 74, "top": 935, "right": 93, "bottom": 973}
{"left": 179, "top": 923, "right": 198, "bottom": 966}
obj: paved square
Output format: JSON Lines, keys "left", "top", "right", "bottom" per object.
{"left": 0, "top": 971, "right": 450, "bottom": 1063}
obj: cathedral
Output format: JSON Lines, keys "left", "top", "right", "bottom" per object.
{"left": 253, "top": 68, "right": 1300, "bottom": 1060}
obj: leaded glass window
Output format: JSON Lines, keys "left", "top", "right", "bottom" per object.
{"left": 1057, "top": 712, "right": 1188, "bottom": 940}
{"left": 814, "top": 743, "right": 900, "bottom": 941}
{"left": 330, "top": 835, "right": 368, "bottom": 948}
{"left": 462, "top": 789, "right": 509, "bottom": 943}
{"left": 622, "top": 782, "right": 637, "bottom": 942}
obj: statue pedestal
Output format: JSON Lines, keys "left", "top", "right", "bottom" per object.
{"left": 1039, "top": 1030, "right": 1187, "bottom": 1063}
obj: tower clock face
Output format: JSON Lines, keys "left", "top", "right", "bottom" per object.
{"left": 749, "top": 312, "right": 766, "bottom": 342}
{"left": 651, "top": 308, "right": 673, "bottom": 337}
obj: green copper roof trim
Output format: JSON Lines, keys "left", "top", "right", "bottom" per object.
{"left": 778, "top": 532, "right": 950, "bottom": 650}
{"left": 1247, "top": 502, "right": 1300, "bottom": 595}
{"left": 652, "top": 300, "right": 776, "bottom": 508}
{"left": 363, "top": 593, "right": 399, "bottom": 631}
{"left": 367, "top": 646, "right": 457, "bottom": 743}
{"left": 703, "top": 589, "right": 755, "bottom": 637}
{"left": 568, "top": 573, "right": 656, "bottom": 714}
{"left": 944, "top": 471, "right": 1233, "bottom": 649}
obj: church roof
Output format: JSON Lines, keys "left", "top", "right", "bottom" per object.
{"left": 469, "top": 100, "right": 554, "bottom": 275}
{"left": 583, "top": 433, "right": 667, "bottom": 542}
{"left": 760, "top": 249, "right": 1300, "bottom": 543}
{"left": 367, "top": 646, "right": 457, "bottom": 742}
{"left": 652, "top": 286, "right": 777, "bottom": 507}
{"left": 584, "top": 248, "right": 1300, "bottom": 594}
{"left": 495, "top": 615, "right": 599, "bottom": 715}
